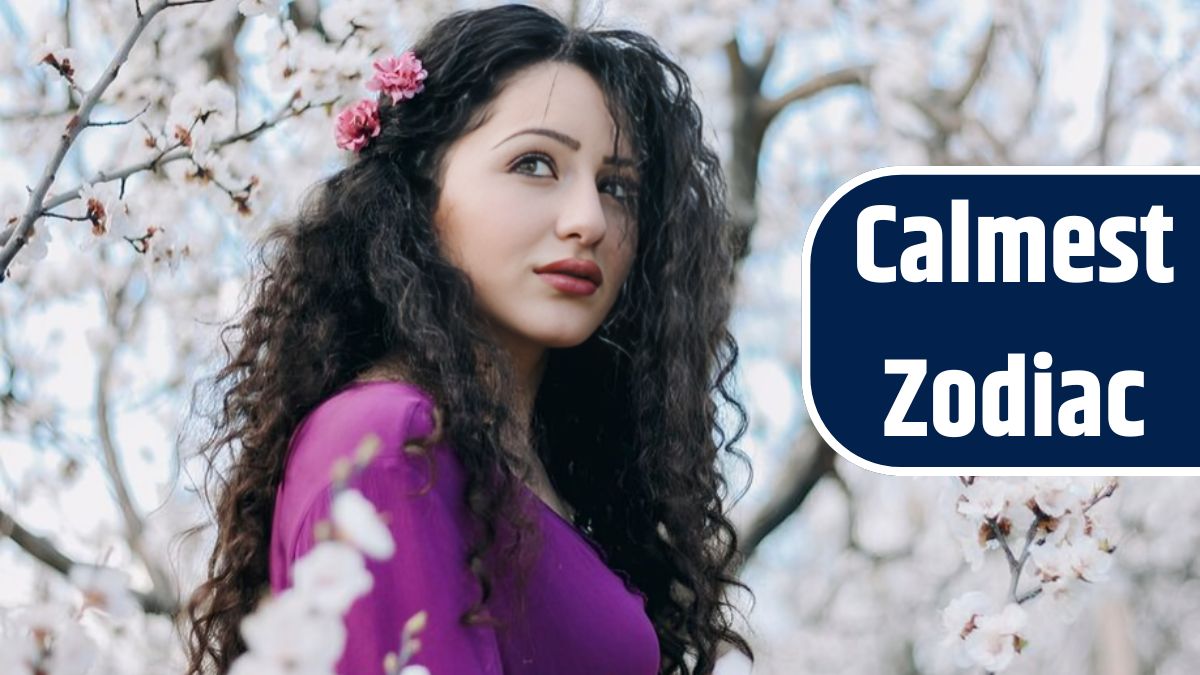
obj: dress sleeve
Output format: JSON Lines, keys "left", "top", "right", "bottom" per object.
{"left": 282, "top": 403, "right": 504, "bottom": 675}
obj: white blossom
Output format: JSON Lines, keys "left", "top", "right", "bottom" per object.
{"left": 1040, "top": 578, "right": 1081, "bottom": 623}
{"left": 1030, "top": 477, "right": 1081, "bottom": 518}
{"left": 0, "top": 633, "right": 37, "bottom": 675}
{"left": 238, "top": 592, "right": 346, "bottom": 670}
{"left": 10, "top": 220, "right": 51, "bottom": 268}
{"left": 962, "top": 603, "right": 1027, "bottom": 672}
{"left": 166, "top": 80, "right": 236, "bottom": 152}
{"left": 321, "top": 0, "right": 392, "bottom": 49}
{"left": 29, "top": 33, "right": 77, "bottom": 71}
{"left": 6, "top": 604, "right": 98, "bottom": 675}
{"left": 1028, "top": 541, "right": 1071, "bottom": 582}
{"left": 941, "top": 590, "right": 990, "bottom": 637}
{"left": 68, "top": 564, "right": 140, "bottom": 620}
{"left": 1068, "top": 539, "right": 1114, "bottom": 583}
{"left": 77, "top": 182, "right": 133, "bottom": 238}
{"left": 957, "top": 479, "right": 1014, "bottom": 520}
{"left": 237, "top": 0, "right": 282, "bottom": 17}
{"left": 41, "top": 620, "right": 99, "bottom": 675}
{"left": 332, "top": 489, "right": 396, "bottom": 560}
{"left": 292, "top": 541, "right": 374, "bottom": 615}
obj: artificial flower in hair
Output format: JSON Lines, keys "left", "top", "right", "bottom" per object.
{"left": 334, "top": 99, "right": 381, "bottom": 152}
{"left": 366, "top": 51, "right": 428, "bottom": 104}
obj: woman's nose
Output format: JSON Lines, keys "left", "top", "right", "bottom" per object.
{"left": 555, "top": 177, "right": 608, "bottom": 246}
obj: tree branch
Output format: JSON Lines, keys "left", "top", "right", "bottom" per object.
{"left": 757, "top": 64, "right": 871, "bottom": 126}
{"left": 38, "top": 94, "right": 317, "bottom": 216}
{"left": 948, "top": 21, "right": 996, "bottom": 109}
{"left": 0, "top": 503, "right": 177, "bottom": 616}
{"left": 95, "top": 261, "right": 180, "bottom": 605}
{"left": 0, "top": 95, "right": 320, "bottom": 251}
{"left": 95, "top": 266, "right": 149, "bottom": 546}
{"left": 0, "top": 0, "right": 214, "bottom": 281}
{"left": 738, "top": 426, "right": 836, "bottom": 563}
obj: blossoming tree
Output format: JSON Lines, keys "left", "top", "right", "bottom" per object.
{"left": 1, "top": 0, "right": 1197, "bottom": 673}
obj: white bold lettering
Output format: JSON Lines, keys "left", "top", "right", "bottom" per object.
{"left": 884, "top": 359, "right": 927, "bottom": 436}
{"left": 858, "top": 204, "right": 897, "bottom": 283}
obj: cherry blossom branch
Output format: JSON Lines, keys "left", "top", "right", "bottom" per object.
{"left": 986, "top": 479, "right": 1120, "bottom": 606}
{"left": 0, "top": 503, "right": 177, "bottom": 615}
{"left": 0, "top": 0, "right": 214, "bottom": 282}
{"left": 40, "top": 94, "right": 318, "bottom": 214}
{"left": 1009, "top": 519, "right": 1040, "bottom": 602}
{"left": 1083, "top": 480, "right": 1118, "bottom": 513}
{"left": 986, "top": 516, "right": 1020, "bottom": 569}
{"left": 0, "top": 95, "right": 319, "bottom": 249}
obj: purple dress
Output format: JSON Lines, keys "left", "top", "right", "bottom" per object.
{"left": 269, "top": 381, "right": 661, "bottom": 674}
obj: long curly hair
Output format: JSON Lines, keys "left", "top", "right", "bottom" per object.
{"left": 182, "top": 5, "right": 754, "bottom": 674}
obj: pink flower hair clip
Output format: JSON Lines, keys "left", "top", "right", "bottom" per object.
{"left": 366, "top": 51, "right": 428, "bottom": 104}
{"left": 334, "top": 51, "right": 428, "bottom": 153}
{"left": 334, "top": 99, "right": 381, "bottom": 152}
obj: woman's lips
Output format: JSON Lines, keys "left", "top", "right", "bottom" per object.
{"left": 537, "top": 272, "right": 598, "bottom": 295}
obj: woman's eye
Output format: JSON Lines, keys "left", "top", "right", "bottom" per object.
{"left": 601, "top": 177, "right": 639, "bottom": 203}
{"left": 512, "top": 153, "right": 556, "bottom": 178}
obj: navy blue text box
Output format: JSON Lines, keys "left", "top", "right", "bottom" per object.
{"left": 802, "top": 168, "right": 1196, "bottom": 474}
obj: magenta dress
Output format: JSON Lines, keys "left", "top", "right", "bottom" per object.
{"left": 268, "top": 381, "right": 661, "bottom": 674}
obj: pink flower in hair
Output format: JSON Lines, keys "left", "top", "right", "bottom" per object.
{"left": 366, "top": 51, "right": 428, "bottom": 104}
{"left": 334, "top": 99, "right": 381, "bottom": 152}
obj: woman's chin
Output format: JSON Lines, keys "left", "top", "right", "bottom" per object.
{"left": 530, "top": 327, "right": 599, "bottom": 350}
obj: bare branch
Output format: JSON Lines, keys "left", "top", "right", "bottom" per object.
{"left": 87, "top": 101, "right": 152, "bottom": 128}
{"left": 93, "top": 262, "right": 181, "bottom": 605}
{"left": 1008, "top": 517, "right": 1041, "bottom": 601}
{"left": 41, "top": 211, "right": 91, "bottom": 223}
{"left": 0, "top": 0, "right": 214, "bottom": 281}
{"left": 738, "top": 426, "right": 837, "bottom": 563}
{"left": 986, "top": 516, "right": 1020, "bottom": 569}
{"left": 754, "top": 40, "right": 777, "bottom": 85}
{"left": 95, "top": 267, "right": 149, "bottom": 546}
{"left": 0, "top": 504, "right": 75, "bottom": 573}
{"left": 758, "top": 64, "right": 871, "bottom": 126}
{"left": 948, "top": 21, "right": 996, "bottom": 109}
{"left": 1016, "top": 586, "right": 1042, "bottom": 604}
{"left": 829, "top": 466, "right": 913, "bottom": 564}
{"left": 1094, "top": 26, "right": 1123, "bottom": 164}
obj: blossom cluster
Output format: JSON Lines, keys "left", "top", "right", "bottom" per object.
{"left": 229, "top": 433, "right": 430, "bottom": 675}
{"left": 941, "top": 476, "right": 1119, "bottom": 672}
{"left": 0, "top": 565, "right": 139, "bottom": 673}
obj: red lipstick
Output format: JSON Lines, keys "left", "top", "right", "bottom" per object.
{"left": 534, "top": 258, "right": 603, "bottom": 296}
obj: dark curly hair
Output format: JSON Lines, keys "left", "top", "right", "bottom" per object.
{"left": 182, "top": 4, "right": 754, "bottom": 674}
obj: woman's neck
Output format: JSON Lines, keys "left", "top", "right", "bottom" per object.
{"left": 359, "top": 345, "right": 571, "bottom": 521}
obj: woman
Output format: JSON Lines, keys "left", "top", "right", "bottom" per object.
{"left": 184, "top": 5, "right": 753, "bottom": 674}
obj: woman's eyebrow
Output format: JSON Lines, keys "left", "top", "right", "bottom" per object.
{"left": 494, "top": 127, "right": 636, "bottom": 168}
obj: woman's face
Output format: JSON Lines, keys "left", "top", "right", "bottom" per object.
{"left": 433, "top": 61, "right": 639, "bottom": 358}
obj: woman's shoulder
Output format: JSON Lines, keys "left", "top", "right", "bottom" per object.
{"left": 300, "top": 379, "right": 436, "bottom": 440}
{"left": 280, "top": 380, "right": 449, "bottom": 497}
